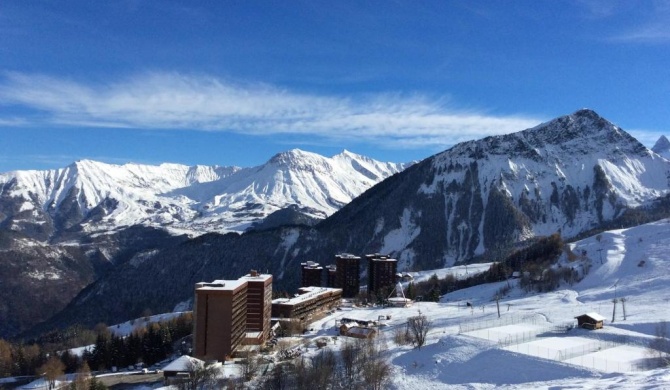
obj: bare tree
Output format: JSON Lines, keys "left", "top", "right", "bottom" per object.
{"left": 178, "top": 359, "right": 220, "bottom": 390}
{"left": 239, "top": 347, "right": 260, "bottom": 381}
{"left": 37, "top": 356, "right": 65, "bottom": 390}
{"left": 339, "top": 340, "right": 364, "bottom": 388}
{"left": 361, "top": 339, "right": 391, "bottom": 390}
{"left": 0, "top": 339, "right": 12, "bottom": 378}
{"left": 407, "top": 314, "right": 431, "bottom": 349}
{"left": 71, "top": 362, "right": 92, "bottom": 390}
{"left": 648, "top": 321, "right": 670, "bottom": 367}
{"left": 310, "top": 349, "right": 337, "bottom": 388}
{"left": 392, "top": 325, "right": 411, "bottom": 346}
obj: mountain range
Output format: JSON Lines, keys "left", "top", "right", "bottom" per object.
{"left": 3, "top": 109, "right": 670, "bottom": 339}
{"left": 0, "top": 149, "right": 409, "bottom": 240}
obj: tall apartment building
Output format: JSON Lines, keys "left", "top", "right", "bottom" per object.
{"left": 301, "top": 261, "right": 323, "bottom": 287}
{"left": 240, "top": 270, "right": 273, "bottom": 345}
{"left": 193, "top": 279, "right": 248, "bottom": 362}
{"left": 326, "top": 264, "right": 337, "bottom": 288}
{"left": 366, "top": 254, "right": 398, "bottom": 297}
{"left": 335, "top": 253, "right": 361, "bottom": 298}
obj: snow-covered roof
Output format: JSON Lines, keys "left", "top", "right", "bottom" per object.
{"left": 346, "top": 327, "right": 376, "bottom": 337}
{"left": 575, "top": 312, "right": 606, "bottom": 322}
{"left": 163, "top": 355, "right": 204, "bottom": 372}
{"left": 239, "top": 273, "right": 273, "bottom": 283}
{"left": 273, "top": 287, "right": 342, "bottom": 306}
{"left": 196, "top": 279, "right": 247, "bottom": 292}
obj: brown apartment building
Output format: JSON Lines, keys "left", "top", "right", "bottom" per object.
{"left": 366, "top": 254, "right": 398, "bottom": 297}
{"left": 240, "top": 271, "right": 273, "bottom": 345}
{"left": 335, "top": 253, "right": 361, "bottom": 298}
{"left": 272, "top": 286, "right": 342, "bottom": 321}
{"left": 301, "top": 261, "right": 323, "bottom": 287}
{"left": 326, "top": 264, "right": 337, "bottom": 288}
{"left": 193, "top": 279, "right": 248, "bottom": 362}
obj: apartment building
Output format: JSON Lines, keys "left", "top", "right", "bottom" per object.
{"left": 193, "top": 279, "right": 248, "bottom": 361}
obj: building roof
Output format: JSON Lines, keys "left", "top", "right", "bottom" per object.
{"left": 196, "top": 279, "right": 248, "bottom": 292}
{"left": 163, "top": 355, "right": 204, "bottom": 372}
{"left": 575, "top": 312, "right": 606, "bottom": 322}
{"left": 272, "top": 287, "right": 342, "bottom": 306}
{"left": 240, "top": 273, "right": 273, "bottom": 282}
{"left": 346, "top": 327, "right": 377, "bottom": 337}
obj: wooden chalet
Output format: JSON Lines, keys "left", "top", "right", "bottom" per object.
{"left": 574, "top": 312, "right": 605, "bottom": 330}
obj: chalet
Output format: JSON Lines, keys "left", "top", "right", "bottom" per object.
{"left": 574, "top": 312, "right": 605, "bottom": 330}
{"left": 162, "top": 355, "right": 206, "bottom": 384}
{"left": 339, "top": 322, "right": 377, "bottom": 339}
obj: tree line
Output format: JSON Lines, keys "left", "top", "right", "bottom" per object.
{"left": 406, "top": 233, "right": 565, "bottom": 301}
{"left": 0, "top": 313, "right": 193, "bottom": 380}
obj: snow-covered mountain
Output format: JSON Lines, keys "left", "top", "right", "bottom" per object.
{"left": 0, "top": 150, "right": 409, "bottom": 240}
{"left": 34, "top": 109, "right": 670, "bottom": 339}
{"left": 652, "top": 135, "right": 670, "bottom": 160}
{"left": 319, "top": 109, "right": 670, "bottom": 269}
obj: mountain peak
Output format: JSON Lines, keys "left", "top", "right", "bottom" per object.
{"left": 267, "top": 149, "right": 322, "bottom": 167}
{"left": 572, "top": 108, "right": 601, "bottom": 120}
{"left": 652, "top": 135, "right": 670, "bottom": 154}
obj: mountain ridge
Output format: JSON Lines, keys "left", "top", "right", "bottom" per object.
{"left": 0, "top": 150, "right": 410, "bottom": 240}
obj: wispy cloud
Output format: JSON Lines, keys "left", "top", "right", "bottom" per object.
{"left": 612, "top": 24, "right": 670, "bottom": 44}
{"left": 628, "top": 129, "right": 669, "bottom": 148}
{"left": 592, "top": 0, "right": 670, "bottom": 44}
{"left": 0, "top": 71, "right": 542, "bottom": 149}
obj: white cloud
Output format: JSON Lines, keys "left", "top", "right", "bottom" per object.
{"left": 628, "top": 129, "right": 669, "bottom": 148}
{"left": 612, "top": 24, "right": 670, "bottom": 43}
{"left": 0, "top": 71, "right": 542, "bottom": 149}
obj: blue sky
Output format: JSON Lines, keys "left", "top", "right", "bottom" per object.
{"left": 1, "top": 1, "right": 669, "bottom": 172}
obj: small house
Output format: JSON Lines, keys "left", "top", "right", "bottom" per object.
{"left": 162, "top": 355, "right": 205, "bottom": 384}
{"left": 574, "top": 312, "right": 605, "bottom": 330}
{"left": 344, "top": 326, "right": 377, "bottom": 339}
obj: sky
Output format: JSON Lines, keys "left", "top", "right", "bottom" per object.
{"left": 0, "top": 1, "right": 669, "bottom": 172}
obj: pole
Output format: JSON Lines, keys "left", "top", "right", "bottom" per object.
{"left": 620, "top": 297, "right": 627, "bottom": 320}
{"left": 496, "top": 295, "right": 501, "bottom": 318}
{"left": 611, "top": 298, "right": 617, "bottom": 323}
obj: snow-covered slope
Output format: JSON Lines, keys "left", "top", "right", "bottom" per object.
{"left": 424, "top": 109, "right": 670, "bottom": 237}
{"left": 0, "top": 150, "right": 408, "bottom": 238}
{"left": 301, "top": 219, "right": 670, "bottom": 389}
{"left": 321, "top": 109, "right": 670, "bottom": 269}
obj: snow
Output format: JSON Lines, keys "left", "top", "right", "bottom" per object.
{"left": 12, "top": 216, "right": 670, "bottom": 390}
{"left": 279, "top": 218, "right": 670, "bottom": 388}
{"left": 419, "top": 112, "right": 670, "bottom": 262}
{"left": 0, "top": 150, "right": 408, "bottom": 237}
{"left": 108, "top": 312, "right": 188, "bottom": 337}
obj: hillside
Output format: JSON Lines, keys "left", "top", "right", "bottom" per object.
{"left": 309, "top": 217, "right": 670, "bottom": 388}
{"left": 26, "top": 218, "right": 670, "bottom": 389}
{"left": 27, "top": 109, "right": 670, "bottom": 337}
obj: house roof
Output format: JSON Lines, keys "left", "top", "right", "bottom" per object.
{"left": 163, "top": 355, "right": 204, "bottom": 372}
{"left": 575, "top": 312, "right": 606, "bottom": 322}
{"left": 347, "top": 327, "right": 376, "bottom": 337}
